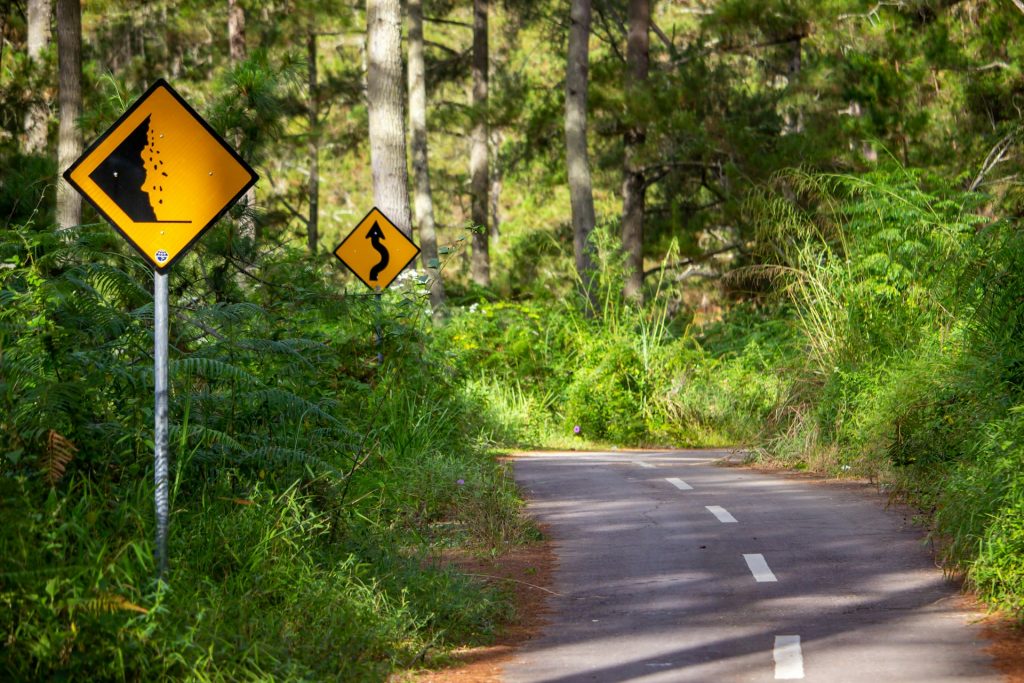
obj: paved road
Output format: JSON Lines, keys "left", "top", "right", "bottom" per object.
{"left": 504, "top": 450, "right": 998, "bottom": 683}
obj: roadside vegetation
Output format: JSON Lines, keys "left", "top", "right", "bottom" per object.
{"left": 454, "top": 166, "right": 1024, "bottom": 623}
{"left": 3, "top": 1, "right": 1024, "bottom": 680}
{"left": 0, "top": 219, "right": 536, "bottom": 680}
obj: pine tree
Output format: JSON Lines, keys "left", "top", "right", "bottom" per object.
{"left": 621, "top": 0, "right": 649, "bottom": 303}
{"left": 566, "top": 0, "right": 596, "bottom": 307}
{"left": 408, "top": 0, "right": 445, "bottom": 309}
{"left": 470, "top": 0, "right": 490, "bottom": 286}
{"left": 366, "top": 0, "right": 411, "bottom": 235}
{"left": 23, "top": 0, "right": 51, "bottom": 155}
{"left": 55, "top": 0, "right": 82, "bottom": 230}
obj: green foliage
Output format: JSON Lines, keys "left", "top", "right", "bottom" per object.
{"left": 0, "top": 219, "right": 531, "bottom": 680}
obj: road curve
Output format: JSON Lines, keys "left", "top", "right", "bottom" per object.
{"left": 504, "top": 450, "right": 998, "bottom": 683}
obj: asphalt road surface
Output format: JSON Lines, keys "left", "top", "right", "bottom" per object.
{"left": 504, "top": 450, "right": 998, "bottom": 683}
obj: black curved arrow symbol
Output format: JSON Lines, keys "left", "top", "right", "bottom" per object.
{"left": 366, "top": 221, "right": 390, "bottom": 281}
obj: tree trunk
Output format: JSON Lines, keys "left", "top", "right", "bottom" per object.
{"left": 408, "top": 0, "right": 446, "bottom": 310}
{"left": 490, "top": 130, "right": 503, "bottom": 242}
{"left": 366, "top": 0, "right": 412, "bottom": 235}
{"left": 228, "top": 0, "right": 246, "bottom": 63}
{"left": 227, "top": 0, "right": 257, "bottom": 244}
{"left": 470, "top": 0, "right": 490, "bottom": 286}
{"left": 783, "top": 38, "right": 803, "bottom": 134}
{"left": 621, "top": 0, "right": 649, "bottom": 303}
{"left": 55, "top": 0, "right": 82, "bottom": 230}
{"left": 24, "top": 0, "right": 51, "bottom": 155}
{"left": 307, "top": 28, "right": 319, "bottom": 255}
{"left": 566, "top": 0, "right": 597, "bottom": 307}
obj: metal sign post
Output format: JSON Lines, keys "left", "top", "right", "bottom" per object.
{"left": 374, "top": 289, "right": 383, "bottom": 365}
{"left": 153, "top": 270, "right": 170, "bottom": 577}
{"left": 63, "top": 79, "right": 257, "bottom": 579}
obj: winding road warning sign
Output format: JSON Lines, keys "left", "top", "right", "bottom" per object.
{"left": 63, "top": 79, "right": 257, "bottom": 271}
{"left": 334, "top": 207, "right": 420, "bottom": 291}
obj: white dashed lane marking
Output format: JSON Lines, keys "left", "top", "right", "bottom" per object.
{"left": 773, "top": 635, "right": 804, "bottom": 679}
{"left": 706, "top": 505, "right": 738, "bottom": 523}
{"left": 666, "top": 477, "right": 693, "bottom": 490}
{"left": 744, "top": 553, "right": 778, "bottom": 582}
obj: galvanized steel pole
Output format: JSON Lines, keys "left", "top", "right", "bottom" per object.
{"left": 154, "top": 270, "right": 170, "bottom": 578}
{"left": 375, "top": 290, "right": 383, "bottom": 365}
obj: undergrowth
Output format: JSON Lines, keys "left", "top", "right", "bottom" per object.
{"left": 449, "top": 167, "right": 1024, "bottom": 621}
{"left": 0, "top": 219, "right": 532, "bottom": 681}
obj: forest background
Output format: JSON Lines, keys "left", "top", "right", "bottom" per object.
{"left": 2, "top": 0, "right": 1024, "bottom": 680}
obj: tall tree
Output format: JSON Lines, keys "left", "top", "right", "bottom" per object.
{"left": 621, "top": 0, "right": 649, "bottom": 302}
{"left": 227, "top": 0, "right": 257, "bottom": 243}
{"left": 228, "top": 0, "right": 246, "bottom": 63}
{"left": 566, "top": 0, "right": 597, "bottom": 306}
{"left": 366, "top": 0, "right": 411, "bottom": 235}
{"left": 470, "top": 0, "right": 490, "bottom": 286}
{"left": 408, "top": 0, "right": 445, "bottom": 309}
{"left": 55, "top": 0, "right": 82, "bottom": 230}
{"left": 23, "top": 0, "right": 51, "bottom": 155}
{"left": 306, "top": 21, "right": 320, "bottom": 255}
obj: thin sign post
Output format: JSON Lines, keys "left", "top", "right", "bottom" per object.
{"left": 153, "top": 271, "right": 170, "bottom": 576}
{"left": 63, "top": 79, "right": 257, "bottom": 578}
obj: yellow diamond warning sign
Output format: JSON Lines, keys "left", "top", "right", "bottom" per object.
{"left": 334, "top": 208, "right": 421, "bottom": 291}
{"left": 63, "top": 79, "right": 257, "bottom": 271}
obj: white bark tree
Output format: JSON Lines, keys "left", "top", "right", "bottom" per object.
{"left": 227, "top": 0, "right": 257, "bottom": 244}
{"left": 366, "top": 0, "right": 412, "bottom": 234}
{"left": 470, "top": 0, "right": 490, "bottom": 286}
{"left": 408, "top": 0, "right": 445, "bottom": 309}
{"left": 566, "top": 0, "right": 597, "bottom": 306}
{"left": 24, "top": 0, "right": 51, "bottom": 155}
{"left": 56, "top": 0, "right": 82, "bottom": 230}
{"left": 621, "top": 0, "right": 650, "bottom": 302}
{"left": 307, "top": 24, "right": 320, "bottom": 254}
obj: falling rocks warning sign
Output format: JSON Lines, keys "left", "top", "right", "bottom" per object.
{"left": 63, "top": 79, "right": 257, "bottom": 272}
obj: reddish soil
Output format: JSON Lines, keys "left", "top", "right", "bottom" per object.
{"left": 408, "top": 530, "right": 556, "bottom": 683}
{"left": 984, "top": 615, "right": 1024, "bottom": 682}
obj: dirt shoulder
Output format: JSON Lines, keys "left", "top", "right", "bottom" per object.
{"left": 407, "top": 530, "right": 556, "bottom": 683}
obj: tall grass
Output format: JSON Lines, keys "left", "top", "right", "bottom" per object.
{"left": 445, "top": 166, "right": 1024, "bottom": 619}
{"left": 0, "top": 220, "right": 533, "bottom": 680}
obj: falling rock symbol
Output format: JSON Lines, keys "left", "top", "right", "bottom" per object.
{"left": 88, "top": 115, "right": 189, "bottom": 224}
{"left": 90, "top": 116, "right": 157, "bottom": 221}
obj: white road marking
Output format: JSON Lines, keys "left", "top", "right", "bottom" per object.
{"left": 706, "top": 505, "right": 738, "bottom": 523}
{"left": 637, "top": 461, "right": 656, "bottom": 468}
{"left": 666, "top": 477, "right": 692, "bottom": 490}
{"left": 773, "top": 635, "right": 804, "bottom": 679}
{"left": 744, "top": 553, "right": 778, "bottom": 582}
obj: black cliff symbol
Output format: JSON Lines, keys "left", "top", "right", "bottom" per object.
{"left": 89, "top": 115, "right": 188, "bottom": 224}
{"left": 366, "top": 221, "right": 390, "bottom": 281}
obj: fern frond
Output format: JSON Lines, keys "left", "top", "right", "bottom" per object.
{"left": 81, "top": 263, "right": 150, "bottom": 307}
{"left": 240, "top": 445, "right": 342, "bottom": 476}
{"left": 237, "top": 388, "right": 345, "bottom": 428}
{"left": 170, "top": 357, "right": 263, "bottom": 387}
{"left": 43, "top": 430, "right": 78, "bottom": 485}
{"left": 196, "top": 302, "right": 265, "bottom": 326}
{"left": 233, "top": 337, "right": 326, "bottom": 367}
{"left": 168, "top": 423, "right": 246, "bottom": 453}
{"left": 81, "top": 592, "right": 149, "bottom": 615}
